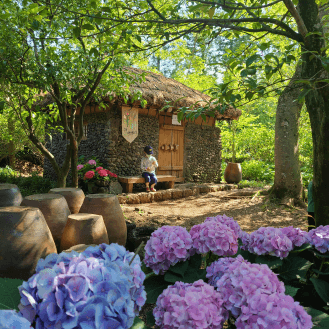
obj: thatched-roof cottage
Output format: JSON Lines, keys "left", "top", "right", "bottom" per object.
{"left": 43, "top": 67, "right": 241, "bottom": 184}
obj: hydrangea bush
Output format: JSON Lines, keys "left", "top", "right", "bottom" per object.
{"left": 144, "top": 226, "right": 193, "bottom": 275}
{"left": 3, "top": 214, "right": 329, "bottom": 328}
{"left": 0, "top": 310, "right": 33, "bottom": 328}
{"left": 17, "top": 244, "right": 146, "bottom": 329}
{"left": 153, "top": 280, "right": 228, "bottom": 329}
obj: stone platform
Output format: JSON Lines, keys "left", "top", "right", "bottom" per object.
{"left": 116, "top": 183, "right": 238, "bottom": 205}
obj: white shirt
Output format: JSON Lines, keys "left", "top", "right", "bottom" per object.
{"left": 141, "top": 155, "right": 158, "bottom": 174}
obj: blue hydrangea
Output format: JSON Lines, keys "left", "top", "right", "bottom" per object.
{"left": 18, "top": 243, "right": 146, "bottom": 329}
{"left": 0, "top": 310, "right": 33, "bottom": 328}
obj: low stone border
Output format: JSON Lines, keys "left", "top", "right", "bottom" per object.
{"left": 117, "top": 183, "right": 238, "bottom": 205}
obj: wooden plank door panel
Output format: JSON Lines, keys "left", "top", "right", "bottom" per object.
{"left": 158, "top": 128, "right": 172, "bottom": 176}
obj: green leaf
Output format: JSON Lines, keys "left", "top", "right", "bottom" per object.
{"left": 167, "top": 260, "right": 189, "bottom": 277}
{"left": 208, "top": 7, "right": 215, "bottom": 19}
{"left": 89, "top": 47, "right": 99, "bottom": 57}
{"left": 290, "top": 243, "right": 312, "bottom": 253}
{"left": 255, "top": 255, "right": 283, "bottom": 269}
{"left": 304, "top": 307, "right": 329, "bottom": 328}
{"left": 131, "top": 317, "right": 152, "bottom": 329}
{"left": 284, "top": 285, "right": 299, "bottom": 297}
{"left": 144, "top": 275, "right": 168, "bottom": 304}
{"left": 73, "top": 27, "right": 81, "bottom": 38}
{"left": 183, "top": 268, "right": 207, "bottom": 283}
{"left": 91, "top": 1, "right": 97, "bottom": 9}
{"left": 310, "top": 278, "right": 329, "bottom": 304}
{"left": 201, "top": 114, "right": 207, "bottom": 122}
{"left": 265, "top": 65, "right": 272, "bottom": 74}
{"left": 298, "top": 88, "right": 311, "bottom": 103}
{"left": 146, "top": 311, "right": 156, "bottom": 327}
{"left": 279, "top": 256, "right": 312, "bottom": 281}
{"left": 246, "top": 54, "right": 260, "bottom": 67}
{"left": 82, "top": 24, "right": 94, "bottom": 30}
{"left": 164, "top": 271, "right": 183, "bottom": 283}
{"left": 0, "top": 101, "right": 4, "bottom": 114}
{"left": 0, "top": 277, "right": 24, "bottom": 311}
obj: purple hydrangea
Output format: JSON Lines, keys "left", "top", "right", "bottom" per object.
{"left": 88, "top": 159, "right": 97, "bottom": 166}
{"left": 190, "top": 220, "right": 238, "bottom": 256}
{"left": 235, "top": 291, "right": 313, "bottom": 329}
{"left": 153, "top": 280, "right": 228, "bottom": 328}
{"left": 144, "top": 226, "right": 193, "bottom": 275}
{"left": 18, "top": 243, "right": 146, "bottom": 328}
{"left": 0, "top": 310, "right": 33, "bottom": 328}
{"left": 206, "top": 255, "right": 249, "bottom": 286}
{"left": 241, "top": 227, "right": 293, "bottom": 259}
{"left": 205, "top": 214, "right": 243, "bottom": 238}
{"left": 281, "top": 226, "right": 308, "bottom": 247}
{"left": 307, "top": 225, "right": 329, "bottom": 253}
{"left": 215, "top": 261, "right": 285, "bottom": 317}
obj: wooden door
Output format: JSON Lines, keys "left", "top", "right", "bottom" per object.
{"left": 158, "top": 125, "right": 184, "bottom": 181}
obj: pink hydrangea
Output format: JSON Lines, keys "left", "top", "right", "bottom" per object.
{"left": 98, "top": 169, "right": 108, "bottom": 177}
{"left": 77, "top": 164, "right": 84, "bottom": 171}
{"left": 241, "top": 227, "right": 293, "bottom": 259}
{"left": 206, "top": 255, "right": 249, "bottom": 286}
{"left": 144, "top": 226, "right": 193, "bottom": 275}
{"left": 281, "top": 226, "right": 308, "bottom": 247}
{"left": 235, "top": 291, "right": 313, "bottom": 329}
{"left": 215, "top": 261, "right": 285, "bottom": 318}
{"left": 205, "top": 214, "right": 243, "bottom": 238}
{"left": 153, "top": 280, "right": 228, "bottom": 329}
{"left": 190, "top": 220, "right": 238, "bottom": 256}
{"left": 96, "top": 166, "right": 103, "bottom": 171}
{"left": 88, "top": 159, "right": 96, "bottom": 166}
{"left": 84, "top": 171, "right": 95, "bottom": 180}
{"left": 307, "top": 225, "right": 329, "bottom": 253}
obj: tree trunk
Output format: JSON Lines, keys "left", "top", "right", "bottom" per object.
{"left": 70, "top": 138, "right": 79, "bottom": 188}
{"left": 7, "top": 117, "right": 16, "bottom": 169}
{"left": 299, "top": 0, "right": 329, "bottom": 226}
{"left": 271, "top": 63, "right": 304, "bottom": 202}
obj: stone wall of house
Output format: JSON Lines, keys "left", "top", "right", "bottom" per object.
{"left": 105, "top": 109, "right": 159, "bottom": 176}
{"left": 43, "top": 108, "right": 159, "bottom": 183}
{"left": 184, "top": 122, "right": 222, "bottom": 183}
{"left": 43, "top": 112, "right": 111, "bottom": 184}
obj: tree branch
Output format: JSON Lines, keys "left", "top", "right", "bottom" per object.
{"left": 146, "top": 0, "right": 166, "bottom": 21}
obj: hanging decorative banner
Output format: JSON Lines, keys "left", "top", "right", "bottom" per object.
{"left": 122, "top": 106, "right": 138, "bottom": 143}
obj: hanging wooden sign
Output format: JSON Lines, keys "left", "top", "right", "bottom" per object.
{"left": 122, "top": 107, "right": 138, "bottom": 143}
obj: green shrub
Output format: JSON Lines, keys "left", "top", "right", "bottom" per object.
{"left": 0, "top": 169, "right": 56, "bottom": 197}
{"left": 237, "top": 180, "right": 267, "bottom": 189}
{"left": 241, "top": 160, "right": 274, "bottom": 183}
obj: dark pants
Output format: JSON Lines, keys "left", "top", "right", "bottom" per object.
{"left": 307, "top": 212, "right": 315, "bottom": 232}
{"left": 142, "top": 172, "right": 157, "bottom": 185}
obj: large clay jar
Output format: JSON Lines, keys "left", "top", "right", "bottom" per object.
{"left": 60, "top": 213, "right": 109, "bottom": 252}
{"left": 224, "top": 162, "right": 242, "bottom": 184}
{"left": 0, "top": 206, "right": 57, "bottom": 280}
{"left": 20, "top": 194, "right": 71, "bottom": 250}
{"left": 79, "top": 194, "right": 127, "bottom": 246}
{"left": 0, "top": 184, "right": 23, "bottom": 207}
{"left": 48, "top": 188, "right": 85, "bottom": 214}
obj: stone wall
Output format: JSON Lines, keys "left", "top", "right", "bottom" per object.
{"left": 184, "top": 122, "right": 222, "bottom": 183}
{"left": 43, "top": 112, "right": 111, "bottom": 184}
{"left": 105, "top": 109, "right": 159, "bottom": 176}
{"left": 43, "top": 107, "right": 159, "bottom": 183}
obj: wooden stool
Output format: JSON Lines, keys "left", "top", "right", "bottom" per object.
{"left": 79, "top": 194, "right": 127, "bottom": 246}
{"left": 21, "top": 194, "right": 71, "bottom": 250}
{"left": 48, "top": 188, "right": 85, "bottom": 214}
{"left": 60, "top": 213, "right": 109, "bottom": 252}
{"left": 0, "top": 206, "right": 57, "bottom": 280}
{"left": 0, "top": 183, "right": 23, "bottom": 207}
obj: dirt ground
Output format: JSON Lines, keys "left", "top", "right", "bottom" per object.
{"left": 122, "top": 187, "right": 309, "bottom": 233}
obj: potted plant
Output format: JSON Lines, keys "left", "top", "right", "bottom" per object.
{"left": 223, "top": 120, "right": 242, "bottom": 184}
{"left": 77, "top": 157, "right": 121, "bottom": 194}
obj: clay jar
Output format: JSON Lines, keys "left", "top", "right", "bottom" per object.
{"left": 0, "top": 206, "right": 57, "bottom": 280}
{"left": 224, "top": 162, "right": 242, "bottom": 184}
{"left": 48, "top": 188, "right": 85, "bottom": 214}
{"left": 0, "top": 184, "right": 23, "bottom": 207}
{"left": 20, "top": 193, "right": 71, "bottom": 250}
{"left": 79, "top": 194, "right": 127, "bottom": 246}
{"left": 60, "top": 213, "right": 109, "bottom": 252}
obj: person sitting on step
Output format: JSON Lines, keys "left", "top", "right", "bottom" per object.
{"left": 141, "top": 145, "right": 158, "bottom": 192}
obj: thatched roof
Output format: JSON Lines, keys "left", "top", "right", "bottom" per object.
{"left": 36, "top": 67, "right": 242, "bottom": 121}
{"left": 115, "top": 67, "right": 241, "bottom": 120}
